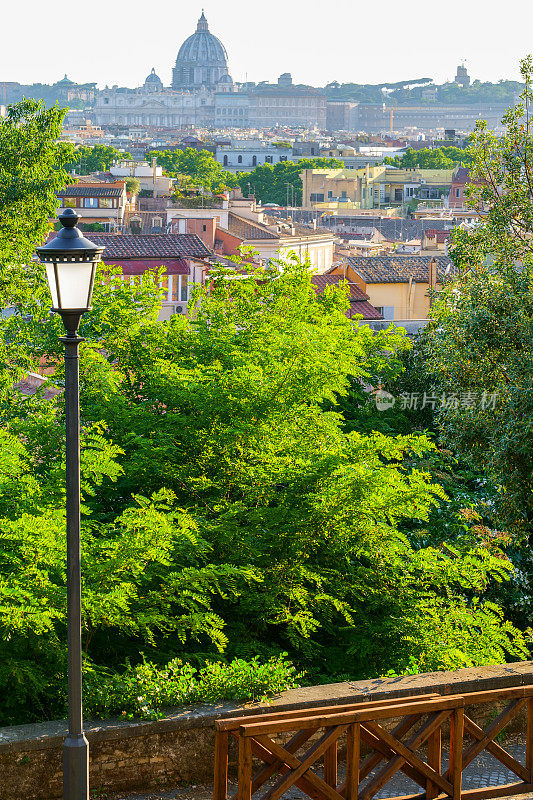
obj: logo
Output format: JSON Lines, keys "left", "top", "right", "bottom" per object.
{"left": 375, "top": 390, "right": 396, "bottom": 412}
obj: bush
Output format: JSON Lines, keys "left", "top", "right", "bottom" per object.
{"left": 84, "top": 655, "right": 301, "bottom": 720}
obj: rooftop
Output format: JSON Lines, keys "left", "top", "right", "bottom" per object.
{"left": 58, "top": 184, "right": 125, "bottom": 198}
{"left": 88, "top": 233, "right": 212, "bottom": 259}
{"left": 345, "top": 255, "right": 453, "bottom": 283}
{"left": 311, "top": 274, "right": 383, "bottom": 320}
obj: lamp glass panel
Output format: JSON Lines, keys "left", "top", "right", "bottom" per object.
{"left": 45, "top": 264, "right": 59, "bottom": 308}
{"left": 53, "top": 261, "right": 95, "bottom": 310}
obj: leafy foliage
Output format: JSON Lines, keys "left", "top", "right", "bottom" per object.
{"left": 0, "top": 97, "right": 529, "bottom": 725}
{"left": 146, "top": 148, "right": 238, "bottom": 193}
{"left": 64, "top": 144, "right": 132, "bottom": 174}
{"left": 0, "top": 99, "right": 72, "bottom": 309}
{"left": 383, "top": 146, "right": 473, "bottom": 169}
{"left": 237, "top": 158, "right": 343, "bottom": 205}
{"left": 85, "top": 655, "right": 300, "bottom": 720}
{"left": 426, "top": 56, "right": 533, "bottom": 533}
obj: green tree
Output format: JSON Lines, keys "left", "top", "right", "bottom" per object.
{"left": 125, "top": 177, "right": 141, "bottom": 195}
{"left": 147, "top": 147, "right": 238, "bottom": 192}
{"left": 0, "top": 258, "right": 527, "bottom": 723}
{"left": 65, "top": 144, "right": 132, "bottom": 174}
{"left": 0, "top": 99, "right": 74, "bottom": 403}
{"left": 237, "top": 158, "right": 343, "bottom": 205}
{"left": 426, "top": 56, "right": 533, "bottom": 534}
{"left": 383, "top": 146, "right": 472, "bottom": 169}
{"left": 0, "top": 99, "right": 73, "bottom": 308}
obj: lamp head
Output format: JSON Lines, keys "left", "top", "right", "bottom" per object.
{"left": 36, "top": 209, "right": 105, "bottom": 335}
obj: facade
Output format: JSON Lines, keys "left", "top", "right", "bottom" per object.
{"left": 248, "top": 79, "right": 327, "bottom": 130}
{"left": 91, "top": 16, "right": 332, "bottom": 131}
{"left": 60, "top": 120, "right": 104, "bottom": 142}
{"left": 330, "top": 255, "right": 452, "bottom": 320}
{"left": 302, "top": 166, "right": 457, "bottom": 210}
{"left": 93, "top": 14, "right": 239, "bottom": 129}
{"left": 56, "top": 182, "right": 128, "bottom": 230}
{"left": 448, "top": 166, "right": 472, "bottom": 209}
{"left": 353, "top": 103, "right": 509, "bottom": 134}
{"left": 215, "top": 142, "right": 293, "bottom": 171}
{"left": 226, "top": 199, "right": 335, "bottom": 271}
{"left": 110, "top": 160, "right": 175, "bottom": 196}
{"left": 88, "top": 233, "right": 213, "bottom": 319}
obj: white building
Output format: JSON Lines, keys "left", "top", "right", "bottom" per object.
{"left": 215, "top": 141, "right": 294, "bottom": 172}
{"left": 110, "top": 160, "right": 175, "bottom": 197}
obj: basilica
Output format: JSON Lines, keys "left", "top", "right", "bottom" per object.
{"left": 93, "top": 12, "right": 327, "bottom": 130}
{"left": 94, "top": 13, "right": 248, "bottom": 128}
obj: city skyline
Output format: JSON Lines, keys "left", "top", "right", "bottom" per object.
{"left": 3, "top": 0, "right": 530, "bottom": 91}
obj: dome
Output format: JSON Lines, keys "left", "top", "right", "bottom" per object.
{"left": 144, "top": 68, "right": 163, "bottom": 92}
{"left": 172, "top": 12, "right": 231, "bottom": 90}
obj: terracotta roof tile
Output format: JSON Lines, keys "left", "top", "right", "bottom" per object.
{"left": 58, "top": 186, "right": 124, "bottom": 197}
{"left": 346, "top": 255, "right": 453, "bottom": 283}
{"left": 228, "top": 213, "right": 279, "bottom": 241}
{"left": 310, "top": 274, "right": 383, "bottom": 319}
{"left": 88, "top": 233, "right": 212, "bottom": 259}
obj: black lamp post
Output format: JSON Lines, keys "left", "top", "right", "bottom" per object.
{"left": 36, "top": 209, "right": 104, "bottom": 800}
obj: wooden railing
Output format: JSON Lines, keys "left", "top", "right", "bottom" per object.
{"left": 213, "top": 685, "right": 533, "bottom": 800}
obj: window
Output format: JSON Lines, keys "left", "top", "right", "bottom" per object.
{"left": 455, "top": 188, "right": 461, "bottom": 197}
{"left": 181, "top": 275, "right": 188, "bottom": 301}
{"left": 63, "top": 198, "right": 77, "bottom": 208}
{"left": 252, "top": 156, "right": 257, "bottom": 166}
{"left": 104, "top": 98, "right": 109, "bottom": 105}
{"left": 99, "top": 198, "right": 113, "bottom": 208}
{"left": 265, "top": 156, "right": 273, "bottom": 164}
{"left": 310, "top": 193, "right": 324, "bottom": 202}
{"left": 327, "top": 191, "right": 333, "bottom": 199}
{"left": 172, "top": 277, "right": 179, "bottom": 302}
{"left": 238, "top": 155, "right": 243, "bottom": 164}
{"left": 83, "top": 197, "right": 98, "bottom": 208}
{"left": 203, "top": 224, "right": 207, "bottom": 232}
{"left": 223, "top": 155, "right": 228, "bottom": 166}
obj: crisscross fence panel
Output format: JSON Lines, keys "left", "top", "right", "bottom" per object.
{"left": 213, "top": 686, "right": 533, "bottom": 800}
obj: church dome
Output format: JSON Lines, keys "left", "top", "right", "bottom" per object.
{"left": 172, "top": 12, "right": 231, "bottom": 90}
{"left": 144, "top": 68, "right": 163, "bottom": 91}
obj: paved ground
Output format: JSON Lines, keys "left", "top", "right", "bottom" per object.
{"left": 96, "top": 744, "right": 530, "bottom": 800}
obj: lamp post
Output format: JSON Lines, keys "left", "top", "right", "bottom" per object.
{"left": 36, "top": 209, "right": 104, "bottom": 800}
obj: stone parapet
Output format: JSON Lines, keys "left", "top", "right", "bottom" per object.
{"left": 1, "top": 661, "right": 532, "bottom": 799}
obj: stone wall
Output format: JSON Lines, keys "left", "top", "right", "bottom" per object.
{"left": 1, "top": 661, "right": 533, "bottom": 800}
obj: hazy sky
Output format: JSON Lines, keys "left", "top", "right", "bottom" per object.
{"left": 2, "top": 0, "right": 531, "bottom": 90}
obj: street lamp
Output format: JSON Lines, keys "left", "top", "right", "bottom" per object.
{"left": 35, "top": 208, "right": 104, "bottom": 800}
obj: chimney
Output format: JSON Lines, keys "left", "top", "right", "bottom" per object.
{"left": 428, "top": 257, "right": 437, "bottom": 309}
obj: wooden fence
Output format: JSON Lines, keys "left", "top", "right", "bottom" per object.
{"left": 213, "top": 685, "right": 533, "bottom": 800}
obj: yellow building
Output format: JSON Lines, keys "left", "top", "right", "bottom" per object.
{"left": 302, "top": 166, "right": 456, "bottom": 211}
{"left": 329, "top": 255, "right": 452, "bottom": 320}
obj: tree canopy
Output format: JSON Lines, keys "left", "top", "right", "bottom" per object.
{"left": 426, "top": 56, "right": 533, "bottom": 535}
{"left": 383, "top": 146, "right": 473, "bottom": 170}
{"left": 146, "top": 147, "right": 238, "bottom": 193}
{"left": 1, "top": 245, "right": 527, "bottom": 723}
{"left": 237, "top": 158, "right": 343, "bottom": 205}
{"left": 64, "top": 143, "right": 132, "bottom": 174}
{"left": 0, "top": 94, "right": 531, "bottom": 727}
